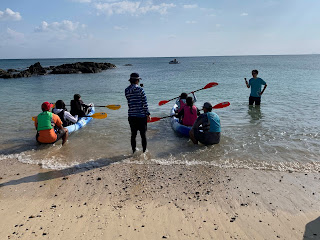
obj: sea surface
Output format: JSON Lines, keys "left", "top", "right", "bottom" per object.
{"left": 0, "top": 55, "right": 319, "bottom": 172}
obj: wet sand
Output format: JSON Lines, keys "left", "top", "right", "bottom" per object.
{"left": 0, "top": 158, "right": 319, "bottom": 240}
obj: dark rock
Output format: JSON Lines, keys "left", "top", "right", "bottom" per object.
{"left": 28, "top": 62, "right": 46, "bottom": 75}
{"left": 1, "top": 61, "right": 116, "bottom": 79}
{"left": 0, "top": 69, "right": 13, "bottom": 79}
{"left": 124, "top": 64, "right": 133, "bottom": 66}
{"left": 50, "top": 62, "right": 116, "bottom": 75}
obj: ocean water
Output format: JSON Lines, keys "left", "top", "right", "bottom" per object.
{"left": 0, "top": 55, "right": 319, "bottom": 172}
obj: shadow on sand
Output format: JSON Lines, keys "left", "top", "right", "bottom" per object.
{"left": 0, "top": 154, "right": 129, "bottom": 188}
{"left": 303, "top": 217, "right": 320, "bottom": 240}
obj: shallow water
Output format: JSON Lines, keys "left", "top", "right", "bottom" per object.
{"left": 0, "top": 55, "right": 319, "bottom": 172}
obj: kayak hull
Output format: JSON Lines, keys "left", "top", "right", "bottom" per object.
{"left": 170, "top": 104, "right": 191, "bottom": 137}
{"left": 66, "top": 105, "right": 95, "bottom": 134}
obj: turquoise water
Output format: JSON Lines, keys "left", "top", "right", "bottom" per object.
{"left": 0, "top": 55, "right": 319, "bottom": 172}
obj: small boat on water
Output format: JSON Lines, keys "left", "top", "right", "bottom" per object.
{"left": 170, "top": 104, "right": 191, "bottom": 137}
{"left": 66, "top": 105, "right": 95, "bottom": 134}
{"left": 169, "top": 59, "right": 180, "bottom": 64}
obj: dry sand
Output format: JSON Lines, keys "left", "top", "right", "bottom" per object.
{"left": 0, "top": 158, "right": 319, "bottom": 240}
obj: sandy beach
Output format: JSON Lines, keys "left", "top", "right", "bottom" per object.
{"left": 0, "top": 157, "right": 319, "bottom": 240}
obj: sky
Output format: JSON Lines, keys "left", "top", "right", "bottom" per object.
{"left": 0, "top": 0, "right": 319, "bottom": 59}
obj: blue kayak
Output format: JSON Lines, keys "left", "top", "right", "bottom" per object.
{"left": 66, "top": 105, "right": 95, "bottom": 134}
{"left": 170, "top": 104, "right": 191, "bottom": 137}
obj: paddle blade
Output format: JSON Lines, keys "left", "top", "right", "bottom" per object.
{"left": 148, "top": 117, "right": 162, "bottom": 123}
{"left": 158, "top": 100, "right": 169, "bottom": 106}
{"left": 203, "top": 82, "right": 218, "bottom": 89}
{"left": 106, "top": 104, "right": 121, "bottom": 110}
{"left": 213, "top": 102, "right": 230, "bottom": 109}
{"left": 90, "top": 112, "right": 108, "bottom": 119}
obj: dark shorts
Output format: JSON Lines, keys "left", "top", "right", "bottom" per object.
{"left": 36, "top": 129, "right": 66, "bottom": 144}
{"left": 194, "top": 131, "right": 220, "bottom": 145}
{"left": 128, "top": 116, "right": 147, "bottom": 133}
{"left": 249, "top": 96, "right": 261, "bottom": 105}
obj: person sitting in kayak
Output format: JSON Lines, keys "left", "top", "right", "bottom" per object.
{"left": 70, "top": 94, "right": 92, "bottom": 117}
{"left": 189, "top": 102, "right": 220, "bottom": 145}
{"left": 177, "top": 97, "right": 200, "bottom": 126}
{"left": 34, "top": 101, "right": 68, "bottom": 145}
{"left": 176, "top": 92, "right": 197, "bottom": 112}
{"left": 52, "top": 100, "right": 78, "bottom": 126}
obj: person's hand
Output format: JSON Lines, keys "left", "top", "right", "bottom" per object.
{"left": 191, "top": 91, "right": 195, "bottom": 94}
{"left": 147, "top": 115, "right": 151, "bottom": 122}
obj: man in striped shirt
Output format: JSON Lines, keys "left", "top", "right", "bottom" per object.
{"left": 125, "top": 73, "right": 151, "bottom": 153}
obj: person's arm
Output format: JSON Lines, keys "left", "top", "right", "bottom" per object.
{"left": 53, "top": 114, "right": 64, "bottom": 130}
{"left": 192, "top": 92, "right": 197, "bottom": 103}
{"left": 140, "top": 88, "right": 150, "bottom": 116}
{"left": 192, "top": 115, "right": 205, "bottom": 131}
{"left": 245, "top": 78, "right": 250, "bottom": 88}
{"left": 34, "top": 117, "right": 38, "bottom": 130}
{"left": 260, "top": 84, "right": 267, "bottom": 96}
{"left": 196, "top": 108, "right": 200, "bottom": 116}
{"left": 65, "top": 111, "right": 78, "bottom": 123}
{"left": 177, "top": 109, "right": 184, "bottom": 118}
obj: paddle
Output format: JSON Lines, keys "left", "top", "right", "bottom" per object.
{"left": 53, "top": 104, "right": 121, "bottom": 110}
{"left": 158, "top": 82, "right": 218, "bottom": 106}
{"left": 32, "top": 112, "right": 108, "bottom": 121}
{"left": 95, "top": 104, "right": 121, "bottom": 110}
{"left": 149, "top": 101, "right": 230, "bottom": 123}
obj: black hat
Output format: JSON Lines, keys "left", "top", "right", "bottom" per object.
{"left": 203, "top": 102, "right": 213, "bottom": 110}
{"left": 129, "top": 72, "right": 141, "bottom": 81}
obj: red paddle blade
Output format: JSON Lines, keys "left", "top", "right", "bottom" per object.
{"left": 203, "top": 82, "right": 218, "bottom": 89}
{"left": 213, "top": 102, "right": 230, "bottom": 109}
{"left": 158, "top": 100, "right": 169, "bottom": 106}
{"left": 148, "top": 117, "right": 162, "bottom": 123}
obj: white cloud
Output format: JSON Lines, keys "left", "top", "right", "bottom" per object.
{"left": 183, "top": 4, "right": 197, "bottom": 9}
{"left": 95, "top": 1, "right": 176, "bottom": 16}
{"left": 6, "top": 28, "right": 24, "bottom": 39}
{"left": 114, "top": 25, "right": 127, "bottom": 30}
{"left": 0, "top": 8, "right": 22, "bottom": 21}
{"left": 186, "top": 20, "right": 197, "bottom": 24}
{"left": 216, "top": 23, "right": 221, "bottom": 28}
{"left": 240, "top": 13, "right": 248, "bottom": 16}
{"left": 35, "top": 20, "right": 80, "bottom": 32}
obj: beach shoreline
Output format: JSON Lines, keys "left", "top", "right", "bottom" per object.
{"left": 0, "top": 158, "right": 319, "bottom": 239}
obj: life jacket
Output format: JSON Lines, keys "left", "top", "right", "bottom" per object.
{"left": 37, "top": 111, "right": 54, "bottom": 131}
{"left": 182, "top": 105, "right": 198, "bottom": 126}
{"left": 70, "top": 100, "right": 85, "bottom": 117}
{"left": 207, "top": 112, "right": 221, "bottom": 133}
{"left": 178, "top": 99, "right": 187, "bottom": 113}
{"left": 56, "top": 109, "right": 71, "bottom": 127}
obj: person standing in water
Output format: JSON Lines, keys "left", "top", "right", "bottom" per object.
{"left": 245, "top": 70, "right": 267, "bottom": 106}
{"left": 125, "top": 73, "right": 151, "bottom": 153}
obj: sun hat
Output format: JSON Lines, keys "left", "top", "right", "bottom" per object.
{"left": 41, "top": 101, "right": 54, "bottom": 111}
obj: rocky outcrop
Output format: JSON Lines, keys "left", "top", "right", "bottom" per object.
{"left": 0, "top": 62, "right": 116, "bottom": 79}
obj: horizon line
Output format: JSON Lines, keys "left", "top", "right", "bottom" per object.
{"left": 0, "top": 53, "right": 319, "bottom": 60}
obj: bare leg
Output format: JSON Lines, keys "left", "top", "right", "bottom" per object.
{"left": 62, "top": 128, "right": 68, "bottom": 145}
{"left": 189, "top": 129, "right": 198, "bottom": 144}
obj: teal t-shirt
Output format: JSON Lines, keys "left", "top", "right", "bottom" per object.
{"left": 207, "top": 112, "right": 221, "bottom": 133}
{"left": 249, "top": 78, "right": 266, "bottom": 97}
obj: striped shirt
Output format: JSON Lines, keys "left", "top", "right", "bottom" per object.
{"left": 125, "top": 84, "right": 150, "bottom": 117}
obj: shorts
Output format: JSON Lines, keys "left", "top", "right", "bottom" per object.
{"left": 36, "top": 129, "right": 66, "bottom": 144}
{"left": 194, "top": 130, "right": 220, "bottom": 145}
{"left": 249, "top": 96, "right": 261, "bottom": 105}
